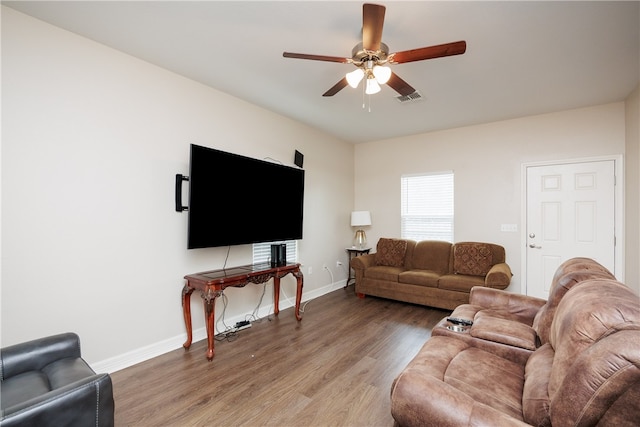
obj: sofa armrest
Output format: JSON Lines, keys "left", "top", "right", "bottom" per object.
{"left": 1, "top": 373, "right": 114, "bottom": 427}
{"left": 484, "top": 262, "right": 513, "bottom": 289}
{"left": 349, "top": 253, "right": 377, "bottom": 270}
{"left": 391, "top": 370, "right": 530, "bottom": 427}
{"left": 1, "top": 333, "right": 81, "bottom": 379}
{"left": 469, "top": 286, "right": 547, "bottom": 322}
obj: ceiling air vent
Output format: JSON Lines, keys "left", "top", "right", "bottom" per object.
{"left": 396, "top": 91, "right": 423, "bottom": 103}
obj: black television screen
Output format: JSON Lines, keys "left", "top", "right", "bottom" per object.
{"left": 187, "top": 144, "right": 305, "bottom": 249}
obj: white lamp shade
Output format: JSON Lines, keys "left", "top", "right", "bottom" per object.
{"left": 373, "top": 65, "right": 391, "bottom": 84}
{"left": 346, "top": 68, "right": 365, "bottom": 88}
{"left": 365, "top": 78, "right": 381, "bottom": 94}
{"left": 351, "top": 211, "right": 372, "bottom": 227}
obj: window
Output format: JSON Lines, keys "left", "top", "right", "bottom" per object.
{"left": 401, "top": 172, "right": 454, "bottom": 242}
{"left": 253, "top": 240, "right": 298, "bottom": 264}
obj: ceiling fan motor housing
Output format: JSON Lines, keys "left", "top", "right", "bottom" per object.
{"left": 351, "top": 42, "right": 389, "bottom": 65}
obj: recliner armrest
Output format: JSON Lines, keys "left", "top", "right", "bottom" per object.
{"left": 1, "top": 373, "right": 114, "bottom": 427}
{"left": 1, "top": 333, "right": 81, "bottom": 379}
{"left": 470, "top": 286, "right": 547, "bottom": 320}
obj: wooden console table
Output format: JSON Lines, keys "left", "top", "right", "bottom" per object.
{"left": 182, "top": 262, "right": 303, "bottom": 360}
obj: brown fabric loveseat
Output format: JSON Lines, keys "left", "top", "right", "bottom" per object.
{"left": 390, "top": 258, "right": 640, "bottom": 426}
{"left": 350, "top": 238, "right": 512, "bottom": 310}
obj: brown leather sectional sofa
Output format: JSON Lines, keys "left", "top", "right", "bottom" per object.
{"left": 390, "top": 258, "right": 640, "bottom": 426}
{"left": 350, "top": 238, "right": 512, "bottom": 310}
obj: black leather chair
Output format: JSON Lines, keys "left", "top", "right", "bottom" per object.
{"left": 1, "top": 332, "right": 114, "bottom": 426}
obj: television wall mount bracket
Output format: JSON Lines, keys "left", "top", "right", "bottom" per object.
{"left": 175, "top": 174, "right": 189, "bottom": 212}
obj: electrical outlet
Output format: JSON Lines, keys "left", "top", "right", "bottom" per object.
{"left": 336, "top": 261, "right": 342, "bottom": 267}
{"left": 308, "top": 266, "right": 313, "bottom": 275}
{"left": 322, "top": 263, "right": 327, "bottom": 270}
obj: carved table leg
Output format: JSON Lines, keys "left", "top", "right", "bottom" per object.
{"left": 273, "top": 276, "right": 281, "bottom": 316}
{"left": 201, "top": 288, "right": 219, "bottom": 361}
{"left": 294, "top": 270, "right": 304, "bottom": 321}
{"left": 182, "top": 284, "right": 194, "bottom": 349}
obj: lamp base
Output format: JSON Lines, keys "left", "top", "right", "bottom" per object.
{"left": 354, "top": 229, "right": 367, "bottom": 249}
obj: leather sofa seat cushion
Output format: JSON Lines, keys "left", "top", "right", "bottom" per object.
{"left": 471, "top": 311, "right": 538, "bottom": 351}
{"left": 522, "top": 343, "right": 554, "bottom": 427}
{"left": 391, "top": 336, "right": 526, "bottom": 424}
{"left": 364, "top": 265, "right": 403, "bottom": 282}
{"left": 375, "top": 238, "right": 408, "bottom": 267}
{"left": 1, "top": 357, "right": 96, "bottom": 409}
{"left": 1, "top": 371, "right": 50, "bottom": 409}
{"left": 398, "top": 270, "right": 439, "bottom": 287}
{"left": 438, "top": 273, "right": 484, "bottom": 292}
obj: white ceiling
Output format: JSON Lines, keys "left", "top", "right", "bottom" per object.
{"left": 4, "top": 1, "right": 639, "bottom": 143}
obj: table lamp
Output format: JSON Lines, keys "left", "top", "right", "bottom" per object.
{"left": 351, "top": 211, "right": 372, "bottom": 249}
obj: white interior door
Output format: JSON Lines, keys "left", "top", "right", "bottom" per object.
{"left": 525, "top": 160, "right": 616, "bottom": 299}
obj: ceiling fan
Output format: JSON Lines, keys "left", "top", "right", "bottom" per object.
{"left": 283, "top": 3, "right": 466, "bottom": 97}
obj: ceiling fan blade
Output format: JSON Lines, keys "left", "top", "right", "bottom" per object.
{"left": 323, "top": 78, "right": 349, "bottom": 97}
{"left": 386, "top": 72, "right": 416, "bottom": 96}
{"left": 283, "top": 52, "right": 350, "bottom": 63}
{"left": 362, "top": 3, "right": 386, "bottom": 51}
{"left": 390, "top": 40, "right": 467, "bottom": 64}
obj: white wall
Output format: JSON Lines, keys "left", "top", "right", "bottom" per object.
{"left": 354, "top": 103, "right": 628, "bottom": 293}
{"left": 1, "top": 7, "right": 355, "bottom": 369}
{"left": 625, "top": 84, "right": 640, "bottom": 293}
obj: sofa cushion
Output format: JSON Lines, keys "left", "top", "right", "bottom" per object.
{"left": 391, "top": 336, "right": 526, "bottom": 425}
{"left": 550, "top": 329, "right": 640, "bottom": 427}
{"left": 548, "top": 279, "right": 640, "bottom": 399}
{"left": 411, "top": 240, "right": 452, "bottom": 273}
{"left": 471, "top": 311, "right": 538, "bottom": 351}
{"left": 522, "top": 343, "right": 553, "bottom": 427}
{"left": 453, "top": 243, "right": 494, "bottom": 276}
{"left": 0, "top": 371, "right": 51, "bottom": 409}
{"left": 375, "top": 238, "right": 408, "bottom": 267}
{"left": 364, "top": 265, "right": 403, "bottom": 282}
{"left": 532, "top": 267, "right": 616, "bottom": 345}
{"left": 398, "top": 270, "right": 440, "bottom": 287}
{"left": 438, "top": 273, "right": 484, "bottom": 292}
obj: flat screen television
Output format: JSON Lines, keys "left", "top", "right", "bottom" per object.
{"left": 187, "top": 144, "right": 305, "bottom": 249}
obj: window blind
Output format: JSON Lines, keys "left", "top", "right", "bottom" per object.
{"left": 401, "top": 172, "right": 454, "bottom": 242}
{"left": 253, "top": 240, "right": 298, "bottom": 264}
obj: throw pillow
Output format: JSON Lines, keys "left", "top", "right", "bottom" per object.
{"left": 375, "top": 238, "right": 408, "bottom": 267}
{"left": 454, "top": 243, "right": 494, "bottom": 276}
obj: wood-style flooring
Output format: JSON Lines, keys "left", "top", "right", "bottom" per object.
{"left": 110, "top": 288, "right": 450, "bottom": 426}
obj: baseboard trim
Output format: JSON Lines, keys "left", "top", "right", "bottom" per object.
{"left": 93, "top": 279, "right": 346, "bottom": 373}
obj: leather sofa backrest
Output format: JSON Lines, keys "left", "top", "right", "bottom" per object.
{"left": 410, "top": 240, "right": 452, "bottom": 272}
{"left": 533, "top": 267, "right": 617, "bottom": 345}
{"left": 549, "top": 257, "right": 614, "bottom": 286}
{"left": 550, "top": 329, "right": 640, "bottom": 426}
{"left": 548, "top": 279, "right": 640, "bottom": 406}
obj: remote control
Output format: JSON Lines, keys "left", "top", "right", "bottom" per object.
{"left": 447, "top": 317, "right": 473, "bottom": 326}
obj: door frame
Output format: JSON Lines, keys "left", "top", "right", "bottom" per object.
{"left": 520, "top": 155, "right": 624, "bottom": 295}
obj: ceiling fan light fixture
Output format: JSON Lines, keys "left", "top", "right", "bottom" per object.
{"left": 365, "top": 77, "right": 381, "bottom": 95}
{"left": 346, "top": 68, "right": 365, "bottom": 88}
{"left": 372, "top": 65, "right": 391, "bottom": 84}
